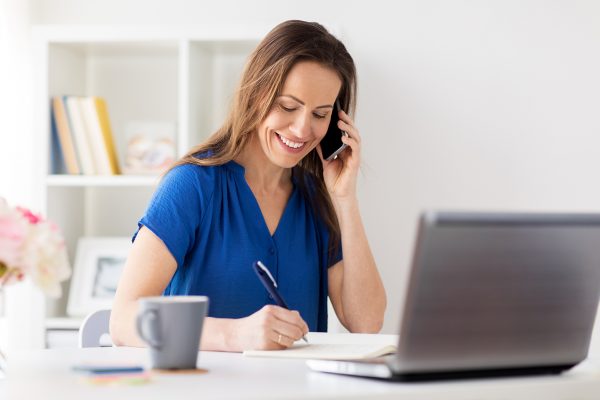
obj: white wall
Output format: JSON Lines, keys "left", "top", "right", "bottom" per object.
{"left": 4, "top": 0, "right": 600, "bottom": 337}
{"left": 0, "top": 0, "right": 48, "bottom": 352}
{"left": 0, "top": 0, "right": 34, "bottom": 205}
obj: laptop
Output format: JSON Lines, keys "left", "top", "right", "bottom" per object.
{"left": 308, "top": 211, "right": 600, "bottom": 381}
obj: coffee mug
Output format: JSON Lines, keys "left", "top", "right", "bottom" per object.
{"left": 136, "top": 295, "right": 209, "bottom": 369}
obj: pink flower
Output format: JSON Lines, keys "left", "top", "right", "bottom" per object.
{"left": 0, "top": 199, "right": 27, "bottom": 270}
{"left": 0, "top": 198, "right": 71, "bottom": 297}
{"left": 16, "top": 207, "right": 43, "bottom": 225}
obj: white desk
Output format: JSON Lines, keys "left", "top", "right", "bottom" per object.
{"left": 5, "top": 333, "right": 600, "bottom": 400}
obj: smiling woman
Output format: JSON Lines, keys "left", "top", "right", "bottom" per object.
{"left": 110, "top": 20, "right": 387, "bottom": 352}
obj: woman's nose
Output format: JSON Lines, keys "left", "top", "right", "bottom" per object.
{"left": 289, "top": 112, "right": 312, "bottom": 138}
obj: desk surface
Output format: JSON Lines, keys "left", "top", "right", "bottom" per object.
{"left": 5, "top": 333, "right": 600, "bottom": 400}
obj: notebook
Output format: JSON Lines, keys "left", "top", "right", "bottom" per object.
{"left": 308, "top": 211, "right": 600, "bottom": 381}
{"left": 244, "top": 343, "right": 397, "bottom": 361}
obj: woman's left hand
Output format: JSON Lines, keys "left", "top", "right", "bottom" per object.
{"left": 318, "top": 109, "right": 361, "bottom": 201}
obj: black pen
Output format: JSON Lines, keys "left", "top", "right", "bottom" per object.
{"left": 253, "top": 261, "right": 309, "bottom": 343}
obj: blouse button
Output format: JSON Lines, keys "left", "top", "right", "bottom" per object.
{"left": 269, "top": 247, "right": 275, "bottom": 255}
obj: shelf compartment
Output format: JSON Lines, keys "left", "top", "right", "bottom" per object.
{"left": 48, "top": 41, "right": 179, "bottom": 174}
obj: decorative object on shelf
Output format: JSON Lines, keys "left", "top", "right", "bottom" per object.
{"left": 67, "top": 237, "right": 131, "bottom": 317}
{"left": 0, "top": 197, "right": 71, "bottom": 375}
{"left": 123, "top": 121, "right": 176, "bottom": 175}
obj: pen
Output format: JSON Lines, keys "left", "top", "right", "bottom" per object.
{"left": 253, "top": 260, "right": 309, "bottom": 344}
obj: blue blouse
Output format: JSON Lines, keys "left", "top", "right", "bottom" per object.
{"left": 134, "top": 160, "right": 341, "bottom": 332}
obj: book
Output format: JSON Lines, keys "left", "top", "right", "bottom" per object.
{"left": 57, "top": 96, "right": 120, "bottom": 175}
{"left": 80, "top": 97, "right": 112, "bottom": 175}
{"left": 51, "top": 96, "right": 81, "bottom": 174}
{"left": 65, "top": 96, "right": 96, "bottom": 175}
{"left": 50, "top": 102, "right": 67, "bottom": 174}
{"left": 243, "top": 342, "right": 397, "bottom": 361}
{"left": 93, "top": 97, "right": 121, "bottom": 175}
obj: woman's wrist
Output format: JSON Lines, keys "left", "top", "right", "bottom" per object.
{"left": 202, "top": 317, "right": 239, "bottom": 352}
{"left": 331, "top": 195, "right": 359, "bottom": 216}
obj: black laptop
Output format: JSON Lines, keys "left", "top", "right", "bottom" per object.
{"left": 308, "top": 211, "right": 600, "bottom": 381}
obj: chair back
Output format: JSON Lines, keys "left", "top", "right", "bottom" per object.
{"left": 79, "top": 309, "right": 112, "bottom": 348}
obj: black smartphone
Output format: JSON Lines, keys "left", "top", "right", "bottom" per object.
{"left": 320, "top": 101, "right": 348, "bottom": 161}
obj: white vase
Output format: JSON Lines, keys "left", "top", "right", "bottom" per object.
{"left": 0, "top": 287, "right": 5, "bottom": 379}
{"left": 0, "top": 348, "right": 6, "bottom": 379}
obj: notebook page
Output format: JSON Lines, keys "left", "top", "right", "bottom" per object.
{"left": 244, "top": 343, "right": 397, "bottom": 360}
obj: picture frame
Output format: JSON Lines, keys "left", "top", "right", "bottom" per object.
{"left": 67, "top": 237, "right": 131, "bottom": 317}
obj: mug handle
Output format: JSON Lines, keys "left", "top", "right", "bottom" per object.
{"left": 136, "top": 309, "right": 162, "bottom": 349}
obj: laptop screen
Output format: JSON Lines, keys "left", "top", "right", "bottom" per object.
{"left": 394, "top": 211, "right": 600, "bottom": 373}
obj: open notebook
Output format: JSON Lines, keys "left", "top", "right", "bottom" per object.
{"left": 243, "top": 333, "right": 398, "bottom": 361}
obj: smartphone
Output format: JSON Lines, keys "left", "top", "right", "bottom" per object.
{"left": 320, "top": 101, "right": 348, "bottom": 161}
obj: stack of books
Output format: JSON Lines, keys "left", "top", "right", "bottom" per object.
{"left": 50, "top": 96, "right": 121, "bottom": 175}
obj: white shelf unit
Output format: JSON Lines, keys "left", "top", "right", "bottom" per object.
{"left": 33, "top": 26, "right": 262, "bottom": 344}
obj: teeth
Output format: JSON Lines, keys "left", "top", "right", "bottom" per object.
{"left": 278, "top": 133, "right": 305, "bottom": 149}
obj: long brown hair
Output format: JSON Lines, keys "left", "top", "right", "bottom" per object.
{"left": 170, "top": 20, "right": 357, "bottom": 262}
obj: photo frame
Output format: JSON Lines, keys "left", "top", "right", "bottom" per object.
{"left": 67, "top": 237, "right": 131, "bottom": 317}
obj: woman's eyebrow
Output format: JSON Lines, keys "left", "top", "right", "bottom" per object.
{"left": 279, "top": 94, "right": 333, "bottom": 109}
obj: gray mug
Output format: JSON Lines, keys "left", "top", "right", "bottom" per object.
{"left": 136, "top": 295, "right": 209, "bottom": 369}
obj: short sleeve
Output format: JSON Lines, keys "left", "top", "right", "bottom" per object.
{"left": 134, "top": 164, "right": 210, "bottom": 267}
{"left": 330, "top": 242, "right": 343, "bottom": 267}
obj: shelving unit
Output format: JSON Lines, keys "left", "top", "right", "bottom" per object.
{"left": 32, "top": 25, "right": 263, "bottom": 347}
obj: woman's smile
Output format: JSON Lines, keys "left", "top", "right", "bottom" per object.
{"left": 275, "top": 132, "right": 307, "bottom": 153}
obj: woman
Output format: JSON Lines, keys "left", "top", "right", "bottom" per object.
{"left": 110, "top": 20, "right": 386, "bottom": 352}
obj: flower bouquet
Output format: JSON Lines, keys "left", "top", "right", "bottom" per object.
{"left": 0, "top": 197, "right": 71, "bottom": 373}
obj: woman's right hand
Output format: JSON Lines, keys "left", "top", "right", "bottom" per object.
{"left": 229, "top": 305, "right": 309, "bottom": 351}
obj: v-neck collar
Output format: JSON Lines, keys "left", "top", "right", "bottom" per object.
{"left": 226, "top": 160, "right": 297, "bottom": 239}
